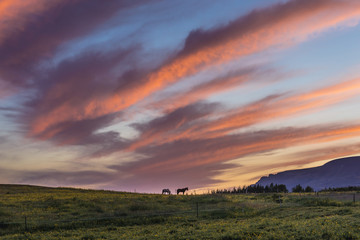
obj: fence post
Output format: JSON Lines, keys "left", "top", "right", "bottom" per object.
{"left": 353, "top": 193, "right": 356, "bottom": 203}
{"left": 24, "top": 216, "right": 28, "bottom": 231}
{"left": 196, "top": 202, "right": 199, "bottom": 218}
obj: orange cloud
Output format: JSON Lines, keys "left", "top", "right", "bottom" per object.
{"left": 149, "top": 67, "right": 265, "bottom": 112}
{"left": 28, "top": 0, "right": 360, "bottom": 138}
{"left": 0, "top": 0, "right": 60, "bottom": 44}
{"left": 130, "top": 122, "right": 360, "bottom": 174}
{"left": 288, "top": 143, "right": 360, "bottom": 168}
{"left": 123, "top": 76, "right": 360, "bottom": 154}
{"left": 196, "top": 77, "right": 360, "bottom": 137}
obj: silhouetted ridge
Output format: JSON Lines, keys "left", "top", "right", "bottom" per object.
{"left": 256, "top": 156, "right": 360, "bottom": 191}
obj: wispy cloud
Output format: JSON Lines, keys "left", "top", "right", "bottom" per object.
{"left": 2, "top": 0, "right": 360, "bottom": 191}
{"left": 21, "top": 0, "right": 360, "bottom": 143}
{"left": 104, "top": 122, "right": 360, "bottom": 190}
{"left": 149, "top": 66, "right": 275, "bottom": 112}
{"left": 288, "top": 143, "right": 360, "bottom": 167}
{"left": 0, "top": 0, "right": 148, "bottom": 90}
{"left": 25, "top": 47, "right": 139, "bottom": 140}
{"left": 123, "top": 77, "right": 360, "bottom": 153}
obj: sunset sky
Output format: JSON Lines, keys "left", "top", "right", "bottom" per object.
{"left": 1, "top": 0, "right": 360, "bottom": 193}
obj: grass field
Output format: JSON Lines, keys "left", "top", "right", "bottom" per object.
{"left": 0, "top": 185, "right": 360, "bottom": 239}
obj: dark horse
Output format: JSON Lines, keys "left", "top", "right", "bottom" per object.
{"left": 162, "top": 188, "right": 171, "bottom": 195}
{"left": 176, "top": 187, "right": 188, "bottom": 195}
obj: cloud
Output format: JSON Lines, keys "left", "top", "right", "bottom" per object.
{"left": 128, "top": 102, "right": 220, "bottom": 151}
{"left": 34, "top": 114, "right": 125, "bottom": 146}
{"left": 109, "top": 162, "right": 235, "bottom": 193}
{"left": 18, "top": 169, "right": 118, "bottom": 187}
{"left": 289, "top": 143, "right": 360, "bottom": 166}
{"left": 0, "top": 135, "right": 7, "bottom": 145}
{"left": 4, "top": 0, "right": 360, "bottom": 192}
{"left": 0, "top": 0, "right": 148, "bottom": 91}
{"left": 22, "top": 0, "right": 360, "bottom": 140}
{"left": 149, "top": 66, "right": 266, "bottom": 112}
{"left": 93, "top": 75, "right": 360, "bottom": 157}
{"left": 25, "top": 47, "right": 139, "bottom": 140}
{"left": 192, "top": 77, "right": 360, "bottom": 138}
{"left": 246, "top": 142, "right": 360, "bottom": 179}
{"left": 123, "top": 122, "right": 360, "bottom": 174}
{"left": 99, "top": 121, "right": 360, "bottom": 191}
{"left": 106, "top": 0, "right": 360, "bottom": 112}
{"left": 0, "top": 106, "right": 18, "bottom": 112}
{"left": 127, "top": 76, "right": 360, "bottom": 152}
{"left": 13, "top": 116, "right": 360, "bottom": 192}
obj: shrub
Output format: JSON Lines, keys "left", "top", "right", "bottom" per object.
{"left": 305, "top": 186, "right": 314, "bottom": 192}
{"left": 292, "top": 184, "right": 304, "bottom": 193}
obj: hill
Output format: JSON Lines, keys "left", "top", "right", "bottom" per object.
{"left": 1, "top": 184, "right": 360, "bottom": 239}
{"left": 256, "top": 156, "right": 360, "bottom": 191}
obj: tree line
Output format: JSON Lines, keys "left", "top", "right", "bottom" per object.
{"left": 211, "top": 183, "right": 360, "bottom": 194}
{"left": 212, "top": 183, "right": 316, "bottom": 194}
{"left": 212, "top": 183, "right": 289, "bottom": 194}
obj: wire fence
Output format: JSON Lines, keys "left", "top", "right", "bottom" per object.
{"left": 1, "top": 192, "right": 359, "bottom": 235}
{"left": 1, "top": 204, "right": 229, "bottom": 235}
{"left": 317, "top": 192, "right": 359, "bottom": 202}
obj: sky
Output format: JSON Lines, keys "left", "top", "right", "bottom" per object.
{"left": 1, "top": 0, "right": 360, "bottom": 193}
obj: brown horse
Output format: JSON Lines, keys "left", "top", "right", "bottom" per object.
{"left": 176, "top": 187, "right": 188, "bottom": 195}
{"left": 162, "top": 188, "right": 171, "bottom": 195}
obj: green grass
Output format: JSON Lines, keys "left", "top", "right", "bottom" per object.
{"left": 1, "top": 185, "right": 360, "bottom": 239}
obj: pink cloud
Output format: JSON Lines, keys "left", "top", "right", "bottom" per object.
{"left": 25, "top": 0, "right": 360, "bottom": 140}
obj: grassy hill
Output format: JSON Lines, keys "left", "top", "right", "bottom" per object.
{"left": 1, "top": 184, "right": 360, "bottom": 239}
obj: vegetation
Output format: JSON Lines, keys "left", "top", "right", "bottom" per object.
{"left": 291, "top": 184, "right": 315, "bottom": 193}
{"left": 320, "top": 186, "right": 360, "bottom": 192}
{"left": 213, "top": 183, "right": 288, "bottom": 194}
{"left": 304, "top": 186, "right": 314, "bottom": 193}
{"left": 1, "top": 184, "right": 360, "bottom": 239}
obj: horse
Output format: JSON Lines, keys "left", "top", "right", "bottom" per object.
{"left": 162, "top": 188, "right": 171, "bottom": 195}
{"left": 176, "top": 187, "right": 188, "bottom": 195}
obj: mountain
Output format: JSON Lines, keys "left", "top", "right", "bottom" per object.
{"left": 256, "top": 156, "right": 360, "bottom": 191}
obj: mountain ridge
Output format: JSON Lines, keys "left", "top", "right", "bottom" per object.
{"left": 256, "top": 156, "right": 360, "bottom": 191}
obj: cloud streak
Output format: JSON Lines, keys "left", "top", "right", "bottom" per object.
{"left": 126, "top": 122, "right": 360, "bottom": 173}
{"left": 124, "top": 77, "right": 360, "bottom": 153}
{"left": 22, "top": 0, "right": 360, "bottom": 142}
{"left": 101, "top": 121, "right": 360, "bottom": 191}
{"left": 2, "top": 0, "right": 360, "bottom": 192}
{"left": 0, "top": 0, "right": 148, "bottom": 90}
{"left": 25, "top": 47, "right": 138, "bottom": 141}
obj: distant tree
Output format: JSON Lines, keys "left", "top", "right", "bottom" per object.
{"left": 212, "top": 183, "right": 288, "bottom": 194}
{"left": 278, "top": 184, "right": 289, "bottom": 193}
{"left": 292, "top": 184, "right": 304, "bottom": 193}
{"left": 304, "top": 186, "right": 314, "bottom": 192}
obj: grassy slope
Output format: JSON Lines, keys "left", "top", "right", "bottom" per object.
{"left": 0, "top": 184, "right": 359, "bottom": 239}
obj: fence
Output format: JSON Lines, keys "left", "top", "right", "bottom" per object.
{"left": 1, "top": 202, "right": 233, "bottom": 235}
{"left": 316, "top": 192, "right": 359, "bottom": 202}
{"left": 1, "top": 192, "right": 359, "bottom": 235}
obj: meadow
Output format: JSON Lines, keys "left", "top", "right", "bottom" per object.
{"left": 0, "top": 184, "right": 359, "bottom": 239}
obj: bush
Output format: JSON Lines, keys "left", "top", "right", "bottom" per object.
{"left": 292, "top": 184, "right": 304, "bottom": 193}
